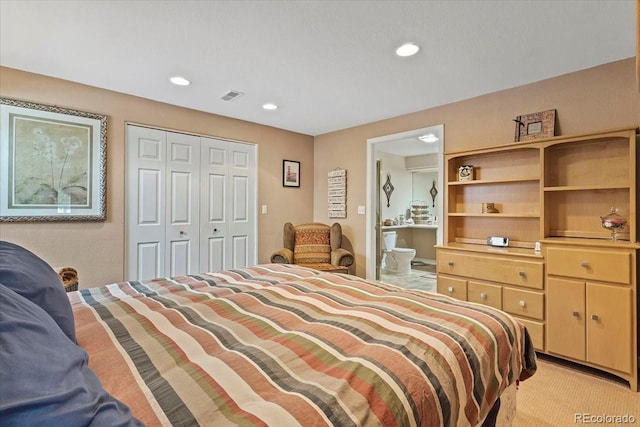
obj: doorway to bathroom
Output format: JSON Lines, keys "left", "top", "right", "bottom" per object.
{"left": 365, "top": 125, "right": 444, "bottom": 288}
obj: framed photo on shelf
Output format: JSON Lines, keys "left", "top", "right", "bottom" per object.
{"left": 0, "top": 97, "right": 107, "bottom": 222}
{"left": 514, "top": 109, "right": 557, "bottom": 142}
{"left": 283, "top": 159, "right": 300, "bottom": 187}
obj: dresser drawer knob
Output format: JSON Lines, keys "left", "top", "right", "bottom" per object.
{"left": 447, "top": 286, "right": 454, "bottom": 293}
{"left": 572, "top": 311, "right": 580, "bottom": 317}
{"left": 591, "top": 314, "right": 599, "bottom": 321}
{"left": 518, "top": 271, "right": 526, "bottom": 277}
{"left": 447, "top": 261, "right": 454, "bottom": 266}
{"left": 580, "top": 261, "right": 589, "bottom": 268}
{"left": 480, "top": 292, "right": 487, "bottom": 300}
{"left": 519, "top": 300, "right": 526, "bottom": 308}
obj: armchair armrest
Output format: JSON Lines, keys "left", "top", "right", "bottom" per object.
{"left": 331, "top": 248, "right": 354, "bottom": 267}
{"left": 271, "top": 248, "right": 294, "bottom": 264}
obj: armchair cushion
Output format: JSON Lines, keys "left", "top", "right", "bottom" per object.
{"left": 293, "top": 223, "right": 331, "bottom": 265}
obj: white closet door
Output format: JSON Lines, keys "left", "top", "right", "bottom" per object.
{"left": 200, "top": 138, "right": 256, "bottom": 271}
{"left": 165, "top": 132, "right": 200, "bottom": 277}
{"left": 126, "top": 126, "right": 167, "bottom": 281}
{"left": 227, "top": 141, "right": 256, "bottom": 268}
{"left": 199, "top": 138, "right": 227, "bottom": 272}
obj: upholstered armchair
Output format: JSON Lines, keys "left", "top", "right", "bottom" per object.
{"left": 270, "top": 222, "right": 354, "bottom": 273}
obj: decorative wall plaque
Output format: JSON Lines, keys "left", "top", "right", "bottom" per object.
{"left": 328, "top": 168, "right": 347, "bottom": 218}
{"left": 513, "top": 109, "right": 557, "bottom": 142}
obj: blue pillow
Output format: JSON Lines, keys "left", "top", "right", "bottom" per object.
{"left": 0, "top": 283, "right": 143, "bottom": 427}
{"left": 0, "top": 241, "right": 76, "bottom": 342}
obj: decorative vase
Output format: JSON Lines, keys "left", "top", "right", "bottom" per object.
{"left": 600, "top": 207, "right": 626, "bottom": 242}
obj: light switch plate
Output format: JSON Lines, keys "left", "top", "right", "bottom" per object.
{"left": 357, "top": 205, "right": 365, "bottom": 215}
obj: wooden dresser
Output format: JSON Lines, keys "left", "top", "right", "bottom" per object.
{"left": 436, "top": 127, "right": 639, "bottom": 391}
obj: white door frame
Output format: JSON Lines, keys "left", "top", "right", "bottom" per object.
{"left": 365, "top": 125, "right": 445, "bottom": 280}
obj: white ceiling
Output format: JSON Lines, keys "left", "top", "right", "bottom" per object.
{"left": 0, "top": 1, "right": 636, "bottom": 137}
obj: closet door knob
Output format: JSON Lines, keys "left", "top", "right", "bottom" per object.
{"left": 179, "top": 231, "right": 186, "bottom": 236}
{"left": 213, "top": 228, "right": 218, "bottom": 233}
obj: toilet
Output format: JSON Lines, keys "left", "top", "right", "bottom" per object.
{"left": 382, "top": 231, "right": 416, "bottom": 275}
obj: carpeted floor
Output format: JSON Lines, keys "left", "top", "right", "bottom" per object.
{"left": 513, "top": 353, "right": 639, "bottom": 426}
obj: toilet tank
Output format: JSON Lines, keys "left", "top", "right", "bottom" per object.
{"left": 382, "top": 231, "right": 397, "bottom": 250}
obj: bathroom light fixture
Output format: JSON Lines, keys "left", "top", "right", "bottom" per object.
{"left": 169, "top": 76, "right": 191, "bottom": 86}
{"left": 418, "top": 133, "right": 439, "bottom": 143}
{"left": 395, "top": 42, "right": 420, "bottom": 57}
{"left": 262, "top": 103, "right": 278, "bottom": 110}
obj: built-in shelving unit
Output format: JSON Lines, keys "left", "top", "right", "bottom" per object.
{"left": 437, "top": 126, "right": 639, "bottom": 390}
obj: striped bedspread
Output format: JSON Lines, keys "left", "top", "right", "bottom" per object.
{"left": 70, "top": 264, "right": 536, "bottom": 427}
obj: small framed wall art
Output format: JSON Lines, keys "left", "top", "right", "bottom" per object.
{"left": 283, "top": 159, "right": 300, "bottom": 187}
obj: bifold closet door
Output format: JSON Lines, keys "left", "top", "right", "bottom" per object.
{"left": 126, "top": 126, "right": 200, "bottom": 280}
{"left": 200, "top": 137, "right": 256, "bottom": 272}
{"left": 164, "top": 132, "right": 200, "bottom": 277}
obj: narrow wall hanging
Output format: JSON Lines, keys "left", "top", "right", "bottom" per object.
{"left": 382, "top": 173, "right": 394, "bottom": 207}
{"left": 328, "top": 168, "right": 346, "bottom": 218}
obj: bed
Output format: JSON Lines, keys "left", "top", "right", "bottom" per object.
{"left": 0, "top": 241, "right": 536, "bottom": 427}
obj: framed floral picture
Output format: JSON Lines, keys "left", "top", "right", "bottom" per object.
{"left": 0, "top": 98, "right": 107, "bottom": 221}
{"left": 282, "top": 159, "right": 300, "bottom": 187}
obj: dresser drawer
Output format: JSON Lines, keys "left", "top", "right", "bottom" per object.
{"left": 503, "top": 287, "right": 544, "bottom": 320}
{"left": 546, "top": 247, "right": 631, "bottom": 284}
{"left": 438, "top": 250, "right": 543, "bottom": 289}
{"left": 467, "top": 281, "right": 502, "bottom": 310}
{"left": 437, "top": 275, "right": 467, "bottom": 300}
{"left": 517, "top": 318, "right": 545, "bottom": 351}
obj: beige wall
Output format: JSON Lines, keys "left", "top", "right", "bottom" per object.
{"left": 314, "top": 58, "right": 640, "bottom": 277}
{"left": 2, "top": 59, "right": 639, "bottom": 283}
{"left": 0, "top": 67, "right": 314, "bottom": 286}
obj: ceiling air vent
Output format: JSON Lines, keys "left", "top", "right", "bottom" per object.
{"left": 220, "top": 90, "right": 244, "bottom": 101}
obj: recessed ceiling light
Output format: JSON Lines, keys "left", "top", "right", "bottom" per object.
{"left": 169, "top": 76, "right": 191, "bottom": 86}
{"left": 418, "top": 133, "right": 439, "bottom": 143}
{"left": 395, "top": 42, "right": 420, "bottom": 57}
{"left": 262, "top": 103, "right": 278, "bottom": 110}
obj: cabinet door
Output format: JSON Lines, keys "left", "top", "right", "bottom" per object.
{"left": 586, "top": 283, "right": 631, "bottom": 373}
{"left": 546, "top": 277, "right": 585, "bottom": 361}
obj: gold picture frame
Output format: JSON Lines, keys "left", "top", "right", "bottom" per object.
{"left": 0, "top": 98, "right": 107, "bottom": 221}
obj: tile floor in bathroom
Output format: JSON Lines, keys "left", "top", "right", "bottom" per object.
{"left": 379, "top": 258, "right": 437, "bottom": 293}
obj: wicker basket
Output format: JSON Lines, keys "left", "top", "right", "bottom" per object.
{"left": 56, "top": 267, "right": 79, "bottom": 293}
